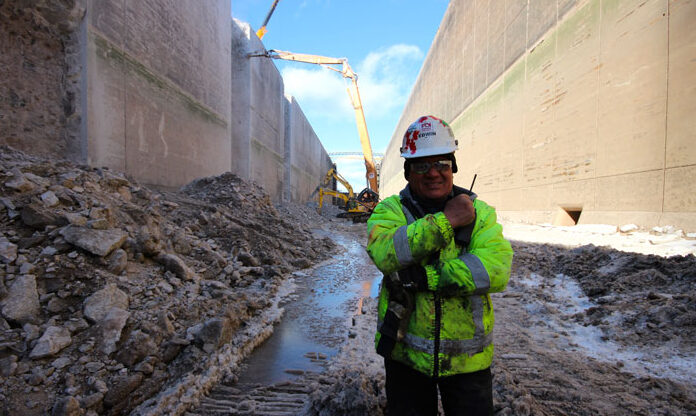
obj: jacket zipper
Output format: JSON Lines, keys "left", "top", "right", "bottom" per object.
{"left": 433, "top": 292, "right": 442, "bottom": 378}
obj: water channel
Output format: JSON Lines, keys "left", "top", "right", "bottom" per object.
{"left": 235, "top": 224, "right": 382, "bottom": 385}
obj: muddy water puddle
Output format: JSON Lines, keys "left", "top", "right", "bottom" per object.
{"left": 236, "top": 225, "right": 381, "bottom": 385}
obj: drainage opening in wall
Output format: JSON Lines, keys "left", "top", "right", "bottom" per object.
{"left": 553, "top": 206, "right": 583, "bottom": 226}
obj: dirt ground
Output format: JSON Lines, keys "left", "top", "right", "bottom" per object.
{"left": 298, "top": 224, "right": 696, "bottom": 415}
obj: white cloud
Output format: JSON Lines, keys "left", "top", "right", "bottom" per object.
{"left": 280, "top": 43, "right": 424, "bottom": 124}
{"left": 281, "top": 66, "right": 354, "bottom": 121}
{"left": 357, "top": 44, "right": 424, "bottom": 118}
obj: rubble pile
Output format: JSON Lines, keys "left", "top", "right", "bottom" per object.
{"left": 512, "top": 242, "right": 696, "bottom": 350}
{"left": 0, "top": 146, "right": 336, "bottom": 415}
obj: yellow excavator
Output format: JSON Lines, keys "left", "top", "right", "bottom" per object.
{"left": 315, "top": 167, "right": 375, "bottom": 222}
{"left": 250, "top": 49, "right": 380, "bottom": 221}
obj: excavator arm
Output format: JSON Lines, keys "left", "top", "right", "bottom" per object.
{"left": 250, "top": 49, "right": 379, "bottom": 197}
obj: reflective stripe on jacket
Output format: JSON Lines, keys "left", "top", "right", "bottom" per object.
{"left": 366, "top": 188, "right": 513, "bottom": 377}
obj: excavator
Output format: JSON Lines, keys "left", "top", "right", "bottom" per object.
{"left": 315, "top": 167, "right": 375, "bottom": 222}
{"left": 249, "top": 49, "right": 380, "bottom": 222}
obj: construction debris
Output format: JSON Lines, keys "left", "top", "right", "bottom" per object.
{"left": 0, "top": 146, "right": 336, "bottom": 415}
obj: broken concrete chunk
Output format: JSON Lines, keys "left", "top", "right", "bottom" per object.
{"left": 60, "top": 225, "right": 127, "bottom": 257}
{"left": 62, "top": 212, "right": 88, "bottom": 226}
{"left": 238, "top": 251, "right": 260, "bottom": 267}
{"left": 107, "top": 249, "right": 128, "bottom": 275}
{"left": 0, "top": 355, "right": 18, "bottom": 377}
{"left": 83, "top": 283, "right": 129, "bottom": 323}
{"left": 100, "top": 307, "right": 130, "bottom": 355}
{"left": 41, "top": 190, "right": 60, "bottom": 207}
{"left": 21, "top": 203, "right": 67, "bottom": 229}
{"left": 156, "top": 253, "right": 194, "bottom": 280}
{"left": 0, "top": 237, "right": 18, "bottom": 264}
{"left": 103, "top": 373, "right": 144, "bottom": 408}
{"left": 1, "top": 274, "right": 41, "bottom": 324}
{"left": 4, "top": 168, "right": 35, "bottom": 192}
{"left": 51, "top": 396, "right": 81, "bottom": 416}
{"left": 115, "top": 330, "right": 156, "bottom": 367}
{"left": 30, "top": 326, "right": 72, "bottom": 359}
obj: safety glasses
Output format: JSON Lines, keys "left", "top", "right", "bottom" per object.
{"left": 411, "top": 159, "right": 453, "bottom": 174}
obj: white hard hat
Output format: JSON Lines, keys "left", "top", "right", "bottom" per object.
{"left": 400, "top": 115, "right": 458, "bottom": 159}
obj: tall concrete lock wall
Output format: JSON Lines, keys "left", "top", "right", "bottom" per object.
{"left": 1, "top": 1, "right": 332, "bottom": 204}
{"left": 85, "top": 0, "right": 232, "bottom": 188}
{"left": 382, "top": 0, "right": 696, "bottom": 231}
{"left": 230, "top": 19, "right": 333, "bottom": 202}
{"left": 285, "top": 95, "right": 334, "bottom": 203}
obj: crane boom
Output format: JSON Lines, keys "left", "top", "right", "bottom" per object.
{"left": 250, "top": 49, "right": 378, "bottom": 196}
{"left": 255, "top": 0, "right": 280, "bottom": 40}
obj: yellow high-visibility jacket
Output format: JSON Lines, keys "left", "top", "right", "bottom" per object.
{"left": 366, "top": 186, "right": 513, "bottom": 377}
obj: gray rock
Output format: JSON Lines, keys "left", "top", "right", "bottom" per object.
{"left": 22, "top": 323, "right": 41, "bottom": 341}
{"left": 115, "top": 330, "right": 157, "bottom": 367}
{"left": 1, "top": 274, "right": 41, "bottom": 324}
{"left": 107, "top": 249, "right": 128, "bottom": 275}
{"left": 51, "top": 356, "right": 72, "bottom": 369}
{"left": 87, "top": 218, "right": 109, "bottom": 230}
{"left": 51, "top": 396, "right": 81, "bottom": 416}
{"left": 41, "top": 190, "right": 60, "bottom": 207}
{"left": 103, "top": 373, "right": 144, "bottom": 407}
{"left": 189, "top": 317, "right": 234, "bottom": 350}
{"left": 156, "top": 253, "right": 194, "bottom": 280}
{"left": 80, "top": 392, "right": 104, "bottom": 409}
{"left": 0, "top": 354, "right": 18, "bottom": 377}
{"left": 21, "top": 203, "right": 67, "bottom": 229}
{"left": 23, "top": 172, "right": 50, "bottom": 188}
{"left": 30, "top": 326, "right": 72, "bottom": 359}
{"left": 64, "top": 318, "right": 89, "bottom": 334}
{"left": 99, "top": 307, "right": 130, "bottom": 355}
{"left": 157, "top": 311, "right": 175, "bottom": 335}
{"left": 62, "top": 212, "right": 88, "bottom": 226}
{"left": 85, "top": 361, "right": 104, "bottom": 372}
{"left": 19, "top": 262, "right": 36, "bottom": 274}
{"left": 47, "top": 297, "right": 69, "bottom": 313}
{"left": 83, "top": 283, "right": 129, "bottom": 322}
{"left": 60, "top": 225, "right": 127, "bottom": 257}
{"left": 0, "top": 237, "right": 18, "bottom": 264}
{"left": 5, "top": 168, "right": 35, "bottom": 192}
{"left": 238, "top": 251, "right": 260, "bottom": 266}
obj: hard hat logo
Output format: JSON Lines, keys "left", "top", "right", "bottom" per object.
{"left": 400, "top": 115, "right": 458, "bottom": 159}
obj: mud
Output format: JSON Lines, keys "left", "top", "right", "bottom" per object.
{"left": 262, "top": 230, "right": 696, "bottom": 415}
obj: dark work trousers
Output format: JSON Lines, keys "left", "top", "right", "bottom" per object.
{"left": 385, "top": 359, "right": 493, "bottom": 416}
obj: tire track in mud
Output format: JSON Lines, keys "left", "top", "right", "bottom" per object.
{"left": 188, "top": 372, "right": 324, "bottom": 415}
{"left": 187, "top": 222, "right": 380, "bottom": 415}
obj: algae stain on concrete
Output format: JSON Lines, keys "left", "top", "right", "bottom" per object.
{"left": 90, "top": 31, "right": 227, "bottom": 127}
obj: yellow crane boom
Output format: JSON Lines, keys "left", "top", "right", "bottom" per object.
{"left": 249, "top": 49, "right": 379, "bottom": 197}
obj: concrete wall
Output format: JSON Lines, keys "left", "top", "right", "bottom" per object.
{"left": 285, "top": 95, "right": 334, "bottom": 203}
{"left": 382, "top": 0, "right": 696, "bottom": 231}
{"left": 86, "top": 0, "right": 232, "bottom": 188}
{"left": 230, "top": 19, "right": 332, "bottom": 203}
{"left": 2, "top": 1, "right": 331, "bottom": 205}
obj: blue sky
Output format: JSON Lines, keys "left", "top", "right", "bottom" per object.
{"left": 231, "top": 0, "right": 449, "bottom": 191}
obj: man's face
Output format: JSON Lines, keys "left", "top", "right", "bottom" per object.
{"left": 407, "top": 155, "right": 454, "bottom": 201}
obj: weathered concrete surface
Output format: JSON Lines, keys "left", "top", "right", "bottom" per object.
{"left": 286, "top": 95, "right": 334, "bottom": 203}
{"left": 383, "top": 0, "right": 696, "bottom": 231}
{"left": 85, "top": 0, "right": 232, "bottom": 188}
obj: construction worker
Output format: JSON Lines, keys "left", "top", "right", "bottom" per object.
{"left": 366, "top": 115, "right": 513, "bottom": 415}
